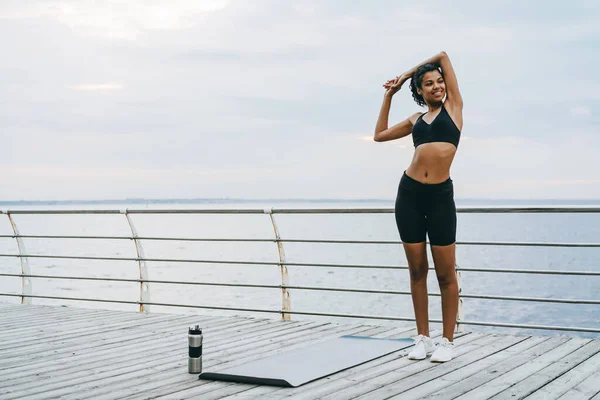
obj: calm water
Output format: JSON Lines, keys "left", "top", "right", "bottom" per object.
{"left": 1, "top": 199, "right": 599, "bottom": 338}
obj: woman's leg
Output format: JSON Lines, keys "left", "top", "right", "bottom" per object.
{"left": 395, "top": 174, "right": 429, "bottom": 335}
{"left": 427, "top": 181, "right": 459, "bottom": 341}
{"left": 431, "top": 243, "right": 458, "bottom": 341}
{"left": 403, "top": 242, "right": 430, "bottom": 336}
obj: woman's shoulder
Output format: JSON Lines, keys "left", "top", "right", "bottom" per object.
{"left": 409, "top": 111, "right": 425, "bottom": 125}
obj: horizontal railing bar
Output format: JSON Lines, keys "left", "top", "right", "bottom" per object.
{"left": 456, "top": 241, "right": 600, "bottom": 248}
{"left": 0, "top": 293, "right": 282, "bottom": 314}
{"left": 283, "top": 240, "right": 600, "bottom": 248}
{"left": 459, "top": 293, "right": 600, "bottom": 305}
{"left": 1, "top": 253, "right": 599, "bottom": 275}
{"left": 279, "top": 311, "right": 600, "bottom": 332}
{"left": 1, "top": 234, "right": 599, "bottom": 248}
{"left": 3, "top": 273, "right": 600, "bottom": 305}
{"left": 1, "top": 210, "right": 125, "bottom": 215}
{"left": 0, "top": 253, "right": 281, "bottom": 266}
{"left": 459, "top": 320, "right": 600, "bottom": 333}
{"left": 284, "top": 310, "right": 427, "bottom": 322}
{"left": 2, "top": 207, "right": 600, "bottom": 215}
{"left": 1, "top": 292, "right": 598, "bottom": 332}
{"left": 456, "top": 267, "right": 600, "bottom": 276}
{"left": 268, "top": 207, "right": 600, "bottom": 214}
{"left": 286, "top": 288, "right": 600, "bottom": 305}
{"left": 0, "top": 234, "right": 133, "bottom": 240}
{"left": 0, "top": 273, "right": 279, "bottom": 288}
{"left": 0, "top": 209, "right": 268, "bottom": 215}
{"left": 0, "top": 235, "right": 600, "bottom": 247}
{"left": 0, "top": 234, "right": 274, "bottom": 242}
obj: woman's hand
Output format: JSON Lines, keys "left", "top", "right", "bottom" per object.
{"left": 382, "top": 73, "right": 410, "bottom": 97}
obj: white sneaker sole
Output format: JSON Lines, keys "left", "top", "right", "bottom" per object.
{"left": 407, "top": 350, "right": 434, "bottom": 360}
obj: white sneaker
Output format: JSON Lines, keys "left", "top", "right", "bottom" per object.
{"left": 430, "top": 337, "right": 454, "bottom": 362}
{"left": 408, "top": 335, "right": 435, "bottom": 360}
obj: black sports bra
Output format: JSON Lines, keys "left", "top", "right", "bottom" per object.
{"left": 412, "top": 105, "right": 461, "bottom": 148}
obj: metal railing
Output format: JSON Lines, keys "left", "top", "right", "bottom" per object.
{"left": 1, "top": 206, "right": 599, "bottom": 334}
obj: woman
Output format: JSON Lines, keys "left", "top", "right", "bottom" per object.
{"left": 374, "top": 51, "right": 463, "bottom": 363}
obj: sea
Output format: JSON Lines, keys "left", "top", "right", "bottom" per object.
{"left": 1, "top": 198, "right": 599, "bottom": 338}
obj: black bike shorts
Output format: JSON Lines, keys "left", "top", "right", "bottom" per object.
{"left": 394, "top": 171, "right": 456, "bottom": 246}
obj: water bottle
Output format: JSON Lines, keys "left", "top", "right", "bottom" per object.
{"left": 188, "top": 324, "right": 203, "bottom": 373}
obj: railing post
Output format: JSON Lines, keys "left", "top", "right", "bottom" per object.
{"left": 122, "top": 210, "right": 149, "bottom": 313}
{"left": 455, "top": 261, "right": 463, "bottom": 333}
{"left": 265, "top": 208, "right": 291, "bottom": 320}
{"left": 6, "top": 212, "right": 32, "bottom": 304}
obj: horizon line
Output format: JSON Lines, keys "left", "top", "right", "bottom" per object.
{"left": 2, "top": 197, "right": 600, "bottom": 205}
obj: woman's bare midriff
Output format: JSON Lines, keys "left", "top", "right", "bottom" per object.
{"left": 405, "top": 142, "right": 457, "bottom": 184}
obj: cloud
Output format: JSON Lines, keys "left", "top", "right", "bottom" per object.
{"left": 1, "top": 0, "right": 599, "bottom": 201}
{"left": 570, "top": 106, "right": 592, "bottom": 116}
{"left": 69, "top": 83, "right": 124, "bottom": 91}
{"left": 0, "top": 0, "right": 230, "bottom": 39}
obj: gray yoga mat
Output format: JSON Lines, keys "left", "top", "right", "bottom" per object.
{"left": 198, "top": 335, "right": 413, "bottom": 387}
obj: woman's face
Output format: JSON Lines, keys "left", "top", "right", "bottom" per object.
{"left": 418, "top": 70, "right": 445, "bottom": 105}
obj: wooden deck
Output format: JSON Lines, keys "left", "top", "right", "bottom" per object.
{"left": 1, "top": 303, "right": 599, "bottom": 400}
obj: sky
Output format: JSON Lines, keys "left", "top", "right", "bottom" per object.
{"left": 2, "top": 0, "right": 599, "bottom": 201}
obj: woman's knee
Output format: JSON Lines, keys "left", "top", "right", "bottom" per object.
{"left": 436, "top": 271, "right": 457, "bottom": 289}
{"left": 409, "top": 263, "right": 429, "bottom": 283}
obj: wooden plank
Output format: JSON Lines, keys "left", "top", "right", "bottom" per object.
{"left": 346, "top": 334, "right": 525, "bottom": 400}
{"left": 0, "top": 316, "right": 239, "bottom": 383}
{"left": 1, "top": 312, "right": 133, "bottom": 336}
{"left": 308, "top": 333, "right": 493, "bottom": 400}
{"left": 1, "top": 319, "right": 314, "bottom": 385}
{"left": 552, "top": 363, "right": 600, "bottom": 400}
{"left": 214, "top": 325, "right": 423, "bottom": 400}
{"left": 64, "top": 322, "right": 383, "bottom": 400}
{"left": 0, "top": 318, "right": 282, "bottom": 398}
{"left": 241, "top": 332, "right": 480, "bottom": 400}
{"left": 143, "top": 325, "right": 415, "bottom": 400}
{"left": 0, "top": 313, "right": 180, "bottom": 351}
{"left": 522, "top": 345, "right": 600, "bottom": 400}
{"left": 0, "top": 313, "right": 231, "bottom": 357}
{"left": 0, "top": 308, "right": 120, "bottom": 329}
{"left": 0, "top": 305, "right": 168, "bottom": 325}
{"left": 490, "top": 340, "right": 600, "bottom": 399}
{"left": 416, "top": 335, "right": 557, "bottom": 400}
{"left": 3, "top": 305, "right": 599, "bottom": 400}
{"left": 454, "top": 337, "right": 592, "bottom": 400}
{"left": 0, "top": 304, "right": 120, "bottom": 317}
{"left": 1, "top": 318, "right": 334, "bottom": 399}
{"left": 0, "top": 307, "right": 167, "bottom": 333}
{"left": 122, "top": 324, "right": 401, "bottom": 400}
{"left": 0, "top": 304, "right": 73, "bottom": 314}
{"left": 255, "top": 328, "right": 445, "bottom": 400}
{"left": 9, "top": 321, "right": 340, "bottom": 400}
{"left": 379, "top": 334, "right": 534, "bottom": 400}
{"left": 0, "top": 314, "right": 191, "bottom": 363}
{"left": 0, "top": 317, "right": 311, "bottom": 393}
{"left": 0, "top": 305, "right": 107, "bottom": 320}
{"left": 73, "top": 323, "right": 381, "bottom": 400}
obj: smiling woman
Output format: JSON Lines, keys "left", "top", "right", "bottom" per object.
{"left": 373, "top": 51, "right": 464, "bottom": 363}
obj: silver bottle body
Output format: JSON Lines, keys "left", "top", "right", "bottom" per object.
{"left": 188, "top": 356, "right": 202, "bottom": 374}
{"left": 188, "top": 327, "right": 203, "bottom": 374}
